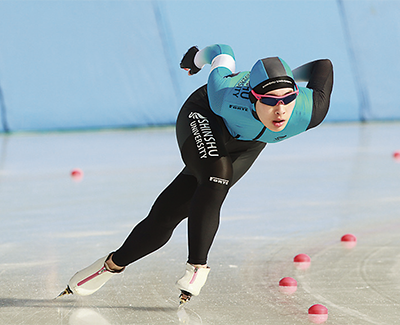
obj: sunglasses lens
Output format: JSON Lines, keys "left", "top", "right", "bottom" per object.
{"left": 283, "top": 93, "right": 297, "bottom": 104}
{"left": 260, "top": 97, "right": 277, "bottom": 106}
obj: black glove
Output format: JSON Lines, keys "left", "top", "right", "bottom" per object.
{"left": 180, "top": 46, "right": 201, "bottom": 75}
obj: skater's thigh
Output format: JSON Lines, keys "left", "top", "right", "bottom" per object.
{"left": 227, "top": 139, "right": 266, "bottom": 186}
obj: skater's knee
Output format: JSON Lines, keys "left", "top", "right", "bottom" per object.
{"left": 197, "top": 156, "right": 233, "bottom": 187}
{"left": 147, "top": 207, "right": 187, "bottom": 229}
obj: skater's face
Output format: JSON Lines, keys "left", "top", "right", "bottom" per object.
{"left": 254, "top": 87, "right": 296, "bottom": 132}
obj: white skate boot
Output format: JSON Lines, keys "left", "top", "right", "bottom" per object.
{"left": 56, "top": 254, "right": 125, "bottom": 298}
{"left": 176, "top": 263, "right": 210, "bottom": 304}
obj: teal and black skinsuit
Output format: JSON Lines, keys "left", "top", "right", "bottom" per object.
{"left": 113, "top": 45, "right": 333, "bottom": 266}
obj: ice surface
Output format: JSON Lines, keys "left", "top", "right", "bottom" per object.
{"left": 1, "top": 122, "right": 400, "bottom": 324}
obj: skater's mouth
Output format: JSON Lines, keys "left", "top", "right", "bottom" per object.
{"left": 272, "top": 119, "right": 285, "bottom": 127}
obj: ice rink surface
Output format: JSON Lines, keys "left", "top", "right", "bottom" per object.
{"left": 1, "top": 122, "right": 400, "bottom": 324}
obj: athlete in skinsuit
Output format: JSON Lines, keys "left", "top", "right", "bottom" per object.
{"left": 58, "top": 44, "right": 334, "bottom": 304}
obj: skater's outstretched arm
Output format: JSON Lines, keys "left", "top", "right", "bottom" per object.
{"left": 180, "top": 44, "right": 235, "bottom": 77}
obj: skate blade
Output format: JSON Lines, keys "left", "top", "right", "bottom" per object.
{"left": 54, "top": 286, "right": 73, "bottom": 299}
{"left": 179, "top": 291, "right": 192, "bottom": 306}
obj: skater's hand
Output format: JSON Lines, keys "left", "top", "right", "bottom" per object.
{"left": 180, "top": 46, "right": 201, "bottom": 76}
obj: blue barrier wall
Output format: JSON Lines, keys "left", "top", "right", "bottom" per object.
{"left": 339, "top": 0, "right": 400, "bottom": 121}
{"left": 0, "top": 0, "right": 398, "bottom": 132}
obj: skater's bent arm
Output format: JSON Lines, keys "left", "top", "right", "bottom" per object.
{"left": 293, "top": 60, "right": 334, "bottom": 130}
